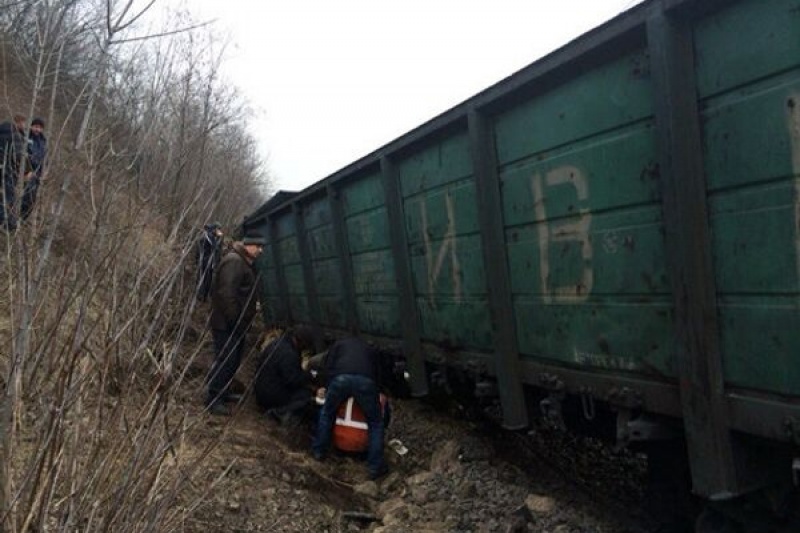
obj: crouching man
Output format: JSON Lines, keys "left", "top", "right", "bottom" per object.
{"left": 254, "top": 326, "right": 316, "bottom": 424}
{"left": 312, "top": 336, "right": 388, "bottom": 480}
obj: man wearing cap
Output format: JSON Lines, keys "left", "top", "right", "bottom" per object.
{"left": 195, "top": 222, "right": 223, "bottom": 302}
{"left": 21, "top": 117, "right": 47, "bottom": 222}
{"left": 205, "top": 235, "right": 265, "bottom": 415}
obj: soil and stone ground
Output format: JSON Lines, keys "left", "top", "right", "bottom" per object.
{"left": 176, "top": 316, "right": 662, "bottom": 533}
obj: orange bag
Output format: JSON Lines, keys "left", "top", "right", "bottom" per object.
{"left": 332, "top": 394, "right": 388, "bottom": 453}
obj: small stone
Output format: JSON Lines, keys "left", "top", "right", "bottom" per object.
{"left": 430, "top": 440, "right": 461, "bottom": 473}
{"left": 377, "top": 497, "right": 406, "bottom": 519}
{"left": 406, "top": 471, "right": 435, "bottom": 486}
{"left": 227, "top": 501, "right": 241, "bottom": 512}
{"left": 383, "top": 504, "right": 422, "bottom": 526}
{"left": 525, "top": 494, "right": 556, "bottom": 515}
{"left": 379, "top": 471, "right": 402, "bottom": 491}
{"left": 381, "top": 508, "right": 406, "bottom": 526}
{"left": 353, "top": 480, "right": 380, "bottom": 499}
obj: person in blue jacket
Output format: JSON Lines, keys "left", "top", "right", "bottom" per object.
{"left": 0, "top": 114, "right": 29, "bottom": 231}
{"left": 20, "top": 117, "right": 47, "bottom": 222}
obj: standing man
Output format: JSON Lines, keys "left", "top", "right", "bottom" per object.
{"left": 0, "top": 115, "right": 29, "bottom": 231}
{"left": 205, "top": 234, "right": 264, "bottom": 415}
{"left": 195, "top": 222, "right": 223, "bottom": 302}
{"left": 312, "top": 336, "right": 388, "bottom": 480}
{"left": 253, "top": 326, "right": 316, "bottom": 424}
{"left": 20, "top": 117, "right": 47, "bottom": 222}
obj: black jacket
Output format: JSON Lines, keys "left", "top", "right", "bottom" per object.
{"left": 254, "top": 335, "right": 309, "bottom": 408}
{"left": 27, "top": 131, "right": 46, "bottom": 179}
{"left": 321, "top": 337, "right": 380, "bottom": 385}
{"left": 196, "top": 229, "right": 221, "bottom": 271}
{"left": 0, "top": 122, "right": 27, "bottom": 182}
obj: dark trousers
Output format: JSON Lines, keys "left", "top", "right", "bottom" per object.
{"left": 312, "top": 374, "right": 386, "bottom": 476}
{"left": 20, "top": 177, "right": 39, "bottom": 221}
{"left": 196, "top": 262, "right": 213, "bottom": 301}
{"left": 0, "top": 173, "right": 16, "bottom": 230}
{"left": 206, "top": 327, "right": 245, "bottom": 406}
{"left": 260, "top": 387, "right": 312, "bottom": 418}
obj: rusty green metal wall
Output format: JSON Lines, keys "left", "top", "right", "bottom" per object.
{"left": 495, "top": 50, "right": 675, "bottom": 376}
{"left": 341, "top": 172, "right": 401, "bottom": 337}
{"left": 273, "top": 212, "right": 310, "bottom": 322}
{"left": 303, "top": 196, "right": 345, "bottom": 328}
{"left": 254, "top": 238, "right": 281, "bottom": 325}
{"left": 696, "top": 0, "right": 800, "bottom": 395}
{"left": 398, "top": 133, "right": 493, "bottom": 350}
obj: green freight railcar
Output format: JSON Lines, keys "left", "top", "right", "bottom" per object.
{"left": 244, "top": 0, "right": 800, "bottom": 527}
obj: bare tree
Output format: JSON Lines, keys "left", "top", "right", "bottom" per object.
{"left": 0, "top": 1, "right": 271, "bottom": 531}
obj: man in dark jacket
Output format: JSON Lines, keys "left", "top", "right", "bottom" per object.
{"left": 205, "top": 235, "right": 264, "bottom": 415}
{"left": 20, "top": 117, "right": 47, "bottom": 222}
{"left": 195, "top": 222, "right": 223, "bottom": 301}
{"left": 0, "top": 115, "right": 29, "bottom": 231}
{"left": 254, "top": 326, "right": 315, "bottom": 423}
{"left": 311, "top": 336, "right": 388, "bottom": 480}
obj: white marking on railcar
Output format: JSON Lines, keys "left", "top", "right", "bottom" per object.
{"left": 420, "top": 193, "right": 462, "bottom": 306}
{"left": 532, "top": 165, "right": 594, "bottom": 303}
{"left": 573, "top": 348, "right": 641, "bottom": 371}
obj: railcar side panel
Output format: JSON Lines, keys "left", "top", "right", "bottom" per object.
{"left": 303, "top": 196, "right": 346, "bottom": 328}
{"left": 272, "top": 212, "right": 310, "bottom": 322}
{"left": 493, "top": 50, "right": 676, "bottom": 376}
{"left": 254, "top": 239, "right": 282, "bottom": 325}
{"left": 695, "top": 0, "right": 800, "bottom": 395}
{"left": 397, "top": 133, "right": 493, "bottom": 350}
{"left": 341, "top": 172, "right": 401, "bottom": 337}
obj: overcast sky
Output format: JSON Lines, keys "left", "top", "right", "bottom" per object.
{"left": 182, "top": 0, "right": 643, "bottom": 193}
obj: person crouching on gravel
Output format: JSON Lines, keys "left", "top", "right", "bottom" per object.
{"left": 311, "top": 336, "right": 389, "bottom": 480}
{"left": 205, "top": 235, "right": 264, "bottom": 416}
{"left": 253, "top": 325, "right": 316, "bottom": 425}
